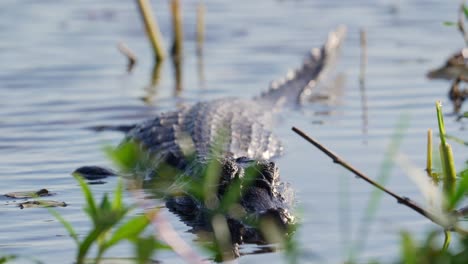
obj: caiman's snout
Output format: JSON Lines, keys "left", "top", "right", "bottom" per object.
{"left": 218, "top": 157, "right": 294, "bottom": 227}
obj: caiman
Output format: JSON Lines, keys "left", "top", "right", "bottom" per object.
{"left": 76, "top": 26, "right": 346, "bottom": 246}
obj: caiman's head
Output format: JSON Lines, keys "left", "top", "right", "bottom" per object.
{"left": 74, "top": 152, "right": 295, "bottom": 245}
{"left": 219, "top": 157, "right": 294, "bottom": 225}
{"left": 427, "top": 49, "right": 468, "bottom": 80}
{"left": 167, "top": 156, "right": 295, "bottom": 245}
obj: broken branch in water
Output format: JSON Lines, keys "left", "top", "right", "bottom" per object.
{"left": 291, "top": 126, "right": 447, "bottom": 228}
{"left": 117, "top": 42, "right": 137, "bottom": 73}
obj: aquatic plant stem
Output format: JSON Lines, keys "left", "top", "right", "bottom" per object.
{"left": 136, "top": 0, "right": 166, "bottom": 61}
{"left": 117, "top": 42, "right": 137, "bottom": 73}
{"left": 359, "top": 28, "right": 367, "bottom": 86}
{"left": 443, "top": 230, "right": 451, "bottom": 250}
{"left": 291, "top": 126, "right": 446, "bottom": 227}
{"left": 170, "top": 0, "right": 183, "bottom": 59}
{"left": 196, "top": 1, "right": 205, "bottom": 56}
{"left": 436, "top": 102, "right": 457, "bottom": 202}
{"left": 426, "top": 129, "right": 434, "bottom": 179}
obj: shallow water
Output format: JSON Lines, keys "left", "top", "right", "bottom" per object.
{"left": 1, "top": 0, "right": 467, "bottom": 263}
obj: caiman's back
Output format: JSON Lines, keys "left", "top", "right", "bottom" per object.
{"left": 125, "top": 26, "right": 346, "bottom": 169}
{"left": 126, "top": 98, "right": 282, "bottom": 168}
{"left": 76, "top": 26, "right": 347, "bottom": 246}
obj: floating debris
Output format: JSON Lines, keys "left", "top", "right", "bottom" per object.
{"left": 5, "top": 189, "right": 52, "bottom": 199}
{"left": 73, "top": 166, "right": 116, "bottom": 181}
{"left": 18, "top": 200, "right": 67, "bottom": 209}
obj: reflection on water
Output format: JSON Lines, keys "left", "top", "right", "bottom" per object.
{"left": 1, "top": 0, "right": 468, "bottom": 263}
{"left": 359, "top": 29, "right": 369, "bottom": 145}
{"left": 172, "top": 55, "right": 183, "bottom": 96}
{"left": 141, "top": 61, "right": 163, "bottom": 104}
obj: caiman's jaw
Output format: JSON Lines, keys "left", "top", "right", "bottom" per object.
{"left": 165, "top": 157, "right": 294, "bottom": 244}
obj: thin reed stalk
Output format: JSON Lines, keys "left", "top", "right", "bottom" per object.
{"left": 443, "top": 230, "right": 451, "bottom": 251}
{"left": 426, "top": 129, "right": 433, "bottom": 176}
{"left": 359, "top": 29, "right": 367, "bottom": 85}
{"left": 436, "top": 102, "right": 457, "bottom": 201}
{"left": 170, "top": 0, "right": 183, "bottom": 59}
{"left": 196, "top": 1, "right": 205, "bottom": 56}
{"left": 359, "top": 28, "right": 368, "bottom": 143}
{"left": 136, "top": 0, "right": 166, "bottom": 61}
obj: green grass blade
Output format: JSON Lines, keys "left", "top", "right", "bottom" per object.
{"left": 436, "top": 102, "right": 446, "bottom": 146}
{"left": 443, "top": 230, "right": 451, "bottom": 251}
{"left": 0, "top": 255, "right": 17, "bottom": 264}
{"left": 135, "top": 236, "right": 156, "bottom": 264}
{"left": 74, "top": 175, "right": 98, "bottom": 222}
{"left": 104, "top": 142, "right": 141, "bottom": 172}
{"left": 49, "top": 209, "right": 79, "bottom": 245}
{"left": 77, "top": 228, "right": 103, "bottom": 263}
{"left": 401, "top": 231, "right": 417, "bottom": 264}
{"left": 104, "top": 214, "right": 149, "bottom": 250}
{"left": 436, "top": 102, "right": 457, "bottom": 204}
{"left": 449, "top": 169, "right": 468, "bottom": 208}
{"left": 112, "top": 178, "right": 123, "bottom": 210}
{"left": 446, "top": 134, "right": 468, "bottom": 146}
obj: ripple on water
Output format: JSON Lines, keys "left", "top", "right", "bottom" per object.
{"left": 0, "top": 0, "right": 466, "bottom": 263}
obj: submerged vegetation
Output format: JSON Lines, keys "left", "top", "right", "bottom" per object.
{"left": 47, "top": 140, "right": 299, "bottom": 263}
{"left": 51, "top": 176, "right": 170, "bottom": 264}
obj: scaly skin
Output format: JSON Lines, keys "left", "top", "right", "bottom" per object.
{"left": 77, "top": 26, "right": 347, "bottom": 247}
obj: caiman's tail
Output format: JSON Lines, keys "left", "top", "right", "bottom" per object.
{"left": 256, "top": 25, "right": 347, "bottom": 107}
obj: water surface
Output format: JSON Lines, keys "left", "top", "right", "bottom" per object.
{"left": 0, "top": 0, "right": 466, "bottom": 263}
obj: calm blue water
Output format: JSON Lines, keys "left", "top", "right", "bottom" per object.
{"left": 0, "top": 0, "right": 467, "bottom": 263}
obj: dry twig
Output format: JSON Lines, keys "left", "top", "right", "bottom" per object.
{"left": 291, "top": 126, "right": 448, "bottom": 228}
{"left": 117, "top": 42, "right": 137, "bottom": 73}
